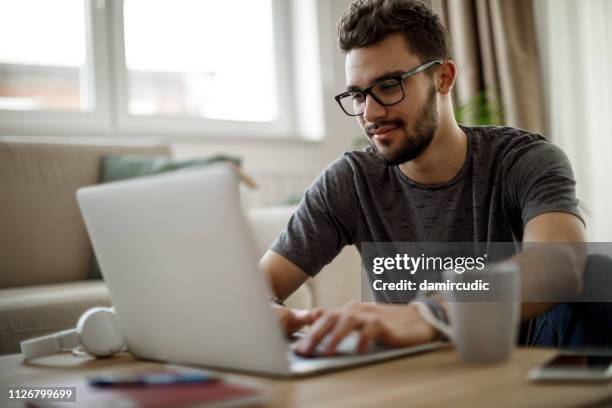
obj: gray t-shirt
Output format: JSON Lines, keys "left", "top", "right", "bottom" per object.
{"left": 271, "top": 125, "right": 582, "bottom": 277}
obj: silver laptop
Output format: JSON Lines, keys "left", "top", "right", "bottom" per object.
{"left": 76, "top": 164, "right": 443, "bottom": 377}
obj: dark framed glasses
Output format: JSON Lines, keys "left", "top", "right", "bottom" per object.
{"left": 334, "top": 60, "right": 442, "bottom": 116}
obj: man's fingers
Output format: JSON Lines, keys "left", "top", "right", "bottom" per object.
{"left": 291, "top": 309, "right": 311, "bottom": 323}
{"left": 296, "top": 312, "right": 339, "bottom": 355}
{"left": 323, "top": 314, "right": 363, "bottom": 355}
{"left": 357, "top": 317, "right": 383, "bottom": 353}
{"left": 294, "top": 308, "right": 323, "bottom": 325}
{"left": 277, "top": 307, "right": 324, "bottom": 336}
{"left": 307, "top": 308, "right": 324, "bottom": 323}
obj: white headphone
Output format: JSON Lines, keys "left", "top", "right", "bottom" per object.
{"left": 20, "top": 307, "right": 125, "bottom": 360}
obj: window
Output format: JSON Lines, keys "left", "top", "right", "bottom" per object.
{"left": 0, "top": 0, "right": 295, "bottom": 138}
{"left": 0, "top": 0, "right": 91, "bottom": 112}
{"left": 124, "top": 0, "right": 278, "bottom": 122}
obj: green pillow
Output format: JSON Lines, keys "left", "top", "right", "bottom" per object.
{"left": 87, "top": 154, "right": 241, "bottom": 280}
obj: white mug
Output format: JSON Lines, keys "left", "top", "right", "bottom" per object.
{"left": 443, "top": 261, "right": 521, "bottom": 364}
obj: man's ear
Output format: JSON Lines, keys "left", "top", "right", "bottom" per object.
{"left": 436, "top": 60, "right": 457, "bottom": 95}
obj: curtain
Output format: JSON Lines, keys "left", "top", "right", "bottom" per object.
{"left": 429, "top": 0, "right": 544, "bottom": 133}
{"left": 534, "top": 0, "right": 612, "bottom": 241}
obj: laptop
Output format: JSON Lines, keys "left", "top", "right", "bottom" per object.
{"left": 76, "top": 164, "right": 444, "bottom": 377}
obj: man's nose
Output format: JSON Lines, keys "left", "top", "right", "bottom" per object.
{"left": 362, "top": 94, "right": 387, "bottom": 123}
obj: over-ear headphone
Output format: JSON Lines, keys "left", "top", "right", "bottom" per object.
{"left": 20, "top": 307, "right": 125, "bottom": 360}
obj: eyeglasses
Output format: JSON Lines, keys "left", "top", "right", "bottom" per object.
{"left": 334, "top": 60, "right": 442, "bottom": 116}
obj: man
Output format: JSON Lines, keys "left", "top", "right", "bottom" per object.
{"left": 259, "top": 0, "right": 587, "bottom": 356}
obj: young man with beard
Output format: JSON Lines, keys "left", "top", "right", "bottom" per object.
{"left": 259, "top": 0, "right": 588, "bottom": 355}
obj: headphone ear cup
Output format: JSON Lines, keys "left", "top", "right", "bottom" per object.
{"left": 76, "top": 307, "right": 124, "bottom": 358}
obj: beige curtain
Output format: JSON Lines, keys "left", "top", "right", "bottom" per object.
{"left": 429, "top": 0, "right": 544, "bottom": 133}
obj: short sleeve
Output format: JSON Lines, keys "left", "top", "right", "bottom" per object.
{"left": 270, "top": 157, "right": 356, "bottom": 276}
{"left": 503, "top": 138, "right": 583, "bottom": 226}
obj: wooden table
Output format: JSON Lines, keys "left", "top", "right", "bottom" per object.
{"left": 1, "top": 348, "right": 611, "bottom": 407}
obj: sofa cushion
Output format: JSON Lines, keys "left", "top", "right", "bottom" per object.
{"left": 0, "top": 281, "right": 111, "bottom": 355}
{"left": 0, "top": 137, "right": 171, "bottom": 288}
{"left": 101, "top": 154, "right": 242, "bottom": 183}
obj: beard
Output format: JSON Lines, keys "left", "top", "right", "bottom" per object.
{"left": 366, "top": 83, "right": 438, "bottom": 166}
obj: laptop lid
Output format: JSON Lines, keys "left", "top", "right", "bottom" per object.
{"left": 77, "top": 164, "right": 291, "bottom": 375}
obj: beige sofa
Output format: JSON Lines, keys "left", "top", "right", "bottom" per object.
{"left": 0, "top": 137, "right": 361, "bottom": 355}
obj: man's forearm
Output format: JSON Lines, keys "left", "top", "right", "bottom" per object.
{"left": 512, "top": 243, "right": 587, "bottom": 319}
{"left": 259, "top": 250, "right": 310, "bottom": 301}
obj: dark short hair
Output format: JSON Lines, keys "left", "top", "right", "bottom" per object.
{"left": 338, "top": 0, "right": 452, "bottom": 64}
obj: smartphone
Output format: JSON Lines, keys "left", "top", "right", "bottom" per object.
{"left": 528, "top": 353, "right": 612, "bottom": 382}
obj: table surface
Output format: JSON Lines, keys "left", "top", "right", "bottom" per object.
{"left": 1, "top": 348, "right": 611, "bottom": 408}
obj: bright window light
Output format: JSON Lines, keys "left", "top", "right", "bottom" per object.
{"left": 0, "top": 0, "right": 89, "bottom": 111}
{"left": 123, "top": 0, "right": 278, "bottom": 122}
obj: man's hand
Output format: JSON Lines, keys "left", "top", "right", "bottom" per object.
{"left": 295, "top": 301, "right": 437, "bottom": 356}
{"left": 272, "top": 304, "right": 323, "bottom": 336}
